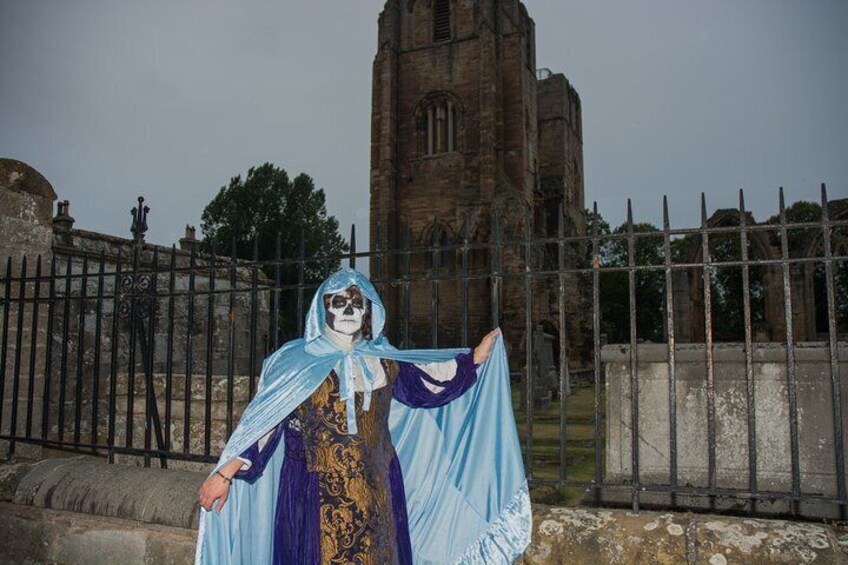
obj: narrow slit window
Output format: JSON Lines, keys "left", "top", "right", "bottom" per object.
{"left": 428, "top": 107, "right": 435, "bottom": 155}
{"left": 450, "top": 105, "right": 457, "bottom": 151}
{"left": 434, "top": 0, "right": 451, "bottom": 42}
{"left": 436, "top": 106, "right": 446, "bottom": 153}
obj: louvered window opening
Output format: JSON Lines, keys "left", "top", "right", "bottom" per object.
{"left": 434, "top": 0, "right": 451, "bottom": 42}
{"left": 421, "top": 100, "right": 457, "bottom": 156}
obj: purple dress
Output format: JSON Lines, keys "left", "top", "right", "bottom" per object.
{"left": 234, "top": 353, "right": 477, "bottom": 565}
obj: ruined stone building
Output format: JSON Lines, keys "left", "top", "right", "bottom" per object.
{"left": 0, "top": 159, "right": 269, "bottom": 465}
{"left": 369, "top": 0, "right": 592, "bottom": 367}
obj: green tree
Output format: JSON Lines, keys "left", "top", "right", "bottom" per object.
{"left": 586, "top": 209, "right": 666, "bottom": 344}
{"left": 765, "top": 200, "right": 821, "bottom": 257}
{"left": 702, "top": 231, "right": 767, "bottom": 342}
{"left": 589, "top": 200, "right": 848, "bottom": 344}
{"left": 200, "top": 163, "right": 348, "bottom": 340}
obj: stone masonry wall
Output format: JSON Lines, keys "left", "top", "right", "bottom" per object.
{"left": 2, "top": 458, "right": 847, "bottom": 564}
{"left": 1, "top": 160, "right": 271, "bottom": 463}
{"left": 604, "top": 342, "right": 848, "bottom": 519}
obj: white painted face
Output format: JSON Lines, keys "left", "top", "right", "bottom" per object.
{"left": 323, "top": 286, "right": 368, "bottom": 336}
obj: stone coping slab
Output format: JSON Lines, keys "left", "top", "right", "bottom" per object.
{"left": 1, "top": 458, "right": 847, "bottom": 563}
{"left": 602, "top": 341, "right": 848, "bottom": 364}
{"left": 1, "top": 457, "right": 204, "bottom": 530}
{"left": 524, "top": 505, "right": 848, "bottom": 564}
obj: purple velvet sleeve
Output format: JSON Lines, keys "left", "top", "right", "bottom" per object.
{"left": 391, "top": 352, "right": 478, "bottom": 408}
{"left": 233, "top": 421, "right": 285, "bottom": 484}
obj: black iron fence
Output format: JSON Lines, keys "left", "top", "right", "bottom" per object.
{"left": 1, "top": 185, "right": 846, "bottom": 518}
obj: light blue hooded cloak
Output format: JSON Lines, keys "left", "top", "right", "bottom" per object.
{"left": 195, "top": 268, "right": 531, "bottom": 564}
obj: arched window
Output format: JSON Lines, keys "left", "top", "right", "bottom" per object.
{"left": 424, "top": 223, "right": 456, "bottom": 273}
{"left": 434, "top": 0, "right": 451, "bottom": 42}
{"left": 417, "top": 96, "right": 459, "bottom": 156}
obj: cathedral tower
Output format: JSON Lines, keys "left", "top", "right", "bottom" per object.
{"left": 370, "top": 0, "right": 588, "bottom": 364}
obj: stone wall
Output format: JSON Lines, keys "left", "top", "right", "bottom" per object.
{"left": 604, "top": 342, "right": 848, "bottom": 518}
{"left": 1, "top": 237, "right": 270, "bottom": 463}
{"left": 670, "top": 202, "right": 848, "bottom": 344}
{"left": 110, "top": 372, "right": 251, "bottom": 471}
{"left": 50, "top": 229, "right": 271, "bottom": 378}
{"left": 0, "top": 458, "right": 200, "bottom": 564}
{"left": 0, "top": 159, "right": 57, "bottom": 460}
{"left": 0, "top": 159, "right": 56, "bottom": 268}
{"left": 1, "top": 159, "right": 271, "bottom": 463}
{"left": 1, "top": 458, "right": 847, "bottom": 564}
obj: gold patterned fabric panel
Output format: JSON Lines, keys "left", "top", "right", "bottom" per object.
{"left": 295, "top": 360, "right": 401, "bottom": 565}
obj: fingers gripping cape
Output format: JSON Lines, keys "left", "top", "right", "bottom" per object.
{"left": 195, "top": 268, "right": 531, "bottom": 564}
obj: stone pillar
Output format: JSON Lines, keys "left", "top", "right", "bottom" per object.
{"left": 179, "top": 225, "right": 199, "bottom": 252}
{"left": 789, "top": 263, "right": 811, "bottom": 341}
{"left": 51, "top": 200, "right": 75, "bottom": 246}
{"left": 0, "top": 159, "right": 57, "bottom": 460}
{"left": 0, "top": 159, "right": 56, "bottom": 265}
{"left": 672, "top": 269, "right": 693, "bottom": 342}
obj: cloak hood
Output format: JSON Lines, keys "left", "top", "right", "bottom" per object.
{"left": 304, "top": 267, "right": 386, "bottom": 343}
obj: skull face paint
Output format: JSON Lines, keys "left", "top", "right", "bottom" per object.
{"left": 323, "top": 286, "right": 368, "bottom": 336}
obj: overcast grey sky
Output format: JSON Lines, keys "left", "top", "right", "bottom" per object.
{"left": 1, "top": 0, "right": 846, "bottom": 248}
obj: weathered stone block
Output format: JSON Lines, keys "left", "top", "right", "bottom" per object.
{"left": 604, "top": 342, "right": 848, "bottom": 518}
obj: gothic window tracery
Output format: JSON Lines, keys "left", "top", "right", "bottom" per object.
{"left": 417, "top": 95, "right": 459, "bottom": 156}
{"left": 424, "top": 223, "right": 456, "bottom": 273}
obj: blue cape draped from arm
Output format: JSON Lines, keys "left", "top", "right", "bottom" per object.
{"left": 195, "top": 268, "right": 531, "bottom": 564}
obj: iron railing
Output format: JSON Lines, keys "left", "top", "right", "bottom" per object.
{"left": 1, "top": 185, "right": 846, "bottom": 519}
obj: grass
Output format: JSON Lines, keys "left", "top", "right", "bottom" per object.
{"left": 512, "top": 385, "right": 606, "bottom": 505}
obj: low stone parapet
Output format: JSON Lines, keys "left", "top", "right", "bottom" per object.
{"left": 525, "top": 505, "right": 848, "bottom": 564}
{"left": 604, "top": 342, "right": 848, "bottom": 519}
{"left": 0, "top": 502, "right": 197, "bottom": 564}
{"left": 0, "top": 457, "right": 203, "bottom": 530}
{"left": 1, "top": 458, "right": 847, "bottom": 564}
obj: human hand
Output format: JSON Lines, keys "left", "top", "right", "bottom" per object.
{"left": 198, "top": 458, "right": 244, "bottom": 513}
{"left": 198, "top": 473, "right": 231, "bottom": 513}
{"left": 473, "top": 328, "right": 501, "bottom": 365}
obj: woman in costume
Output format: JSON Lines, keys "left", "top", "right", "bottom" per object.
{"left": 196, "top": 268, "right": 530, "bottom": 564}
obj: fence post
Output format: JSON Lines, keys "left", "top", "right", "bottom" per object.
{"left": 182, "top": 246, "right": 197, "bottom": 455}
{"left": 557, "top": 204, "right": 571, "bottom": 486}
{"left": 164, "top": 246, "right": 177, "bottom": 453}
{"left": 430, "top": 216, "right": 439, "bottom": 348}
{"left": 72, "top": 256, "right": 87, "bottom": 447}
{"left": 0, "top": 257, "right": 12, "bottom": 446}
{"left": 248, "top": 238, "right": 259, "bottom": 398}
{"left": 9, "top": 256, "right": 27, "bottom": 458}
{"left": 460, "top": 212, "right": 469, "bottom": 348}
{"left": 349, "top": 224, "right": 357, "bottom": 269}
{"left": 107, "top": 248, "right": 123, "bottom": 463}
{"left": 26, "top": 255, "right": 43, "bottom": 441}
{"left": 778, "top": 187, "right": 802, "bottom": 514}
{"left": 591, "top": 202, "right": 602, "bottom": 499}
{"left": 626, "top": 199, "right": 640, "bottom": 512}
{"left": 662, "top": 196, "right": 678, "bottom": 504}
{"left": 820, "top": 183, "right": 847, "bottom": 520}
{"left": 738, "top": 190, "right": 758, "bottom": 512}
{"left": 523, "top": 207, "right": 534, "bottom": 480}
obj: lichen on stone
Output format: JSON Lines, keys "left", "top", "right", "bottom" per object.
{"left": 703, "top": 520, "right": 769, "bottom": 553}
